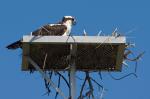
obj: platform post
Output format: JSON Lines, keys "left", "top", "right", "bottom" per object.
{"left": 69, "top": 44, "right": 77, "bottom": 99}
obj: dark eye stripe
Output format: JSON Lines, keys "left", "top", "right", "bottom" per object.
{"left": 62, "top": 17, "right": 75, "bottom": 22}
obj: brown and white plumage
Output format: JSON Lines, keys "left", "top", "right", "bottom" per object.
{"left": 32, "top": 24, "right": 67, "bottom": 36}
{"left": 6, "top": 16, "right": 76, "bottom": 49}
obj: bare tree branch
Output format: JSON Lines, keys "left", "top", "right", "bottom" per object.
{"left": 55, "top": 75, "right": 61, "bottom": 99}
{"left": 86, "top": 72, "right": 94, "bottom": 99}
{"left": 56, "top": 72, "right": 70, "bottom": 88}
{"left": 90, "top": 77, "right": 103, "bottom": 90}
{"left": 78, "top": 75, "right": 87, "bottom": 99}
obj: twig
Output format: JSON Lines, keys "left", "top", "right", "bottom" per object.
{"left": 48, "top": 71, "right": 53, "bottom": 79}
{"left": 98, "top": 71, "right": 103, "bottom": 80}
{"left": 55, "top": 75, "right": 61, "bottom": 99}
{"left": 78, "top": 76, "right": 87, "bottom": 99}
{"left": 43, "top": 78, "right": 51, "bottom": 96}
{"left": 90, "top": 77, "right": 103, "bottom": 89}
{"left": 56, "top": 72, "right": 70, "bottom": 88}
{"left": 42, "top": 53, "right": 47, "bottom": 70}
{"left": 86, "top": 72, "right": 94, "bottom": 99}
{"left": 108, "top": 72, "right": 137, "bottom": 80}
{"left": 42, "top": 53, "right": 51, "bottom": 95}
{"left": 76, "top": 76, "right": 84, "bottom": 80}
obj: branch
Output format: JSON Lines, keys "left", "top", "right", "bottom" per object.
{"left": 90, "top": 77, "right": 103, "bottom": 90}
{"left": 56, "top": 72, "right": 70, "bottom": 88}
{"left": 55, "top": 75, "right": 61, "bottom": 99}
{"left": 43, "top": 78, "right": 51, "bottom": 96}
{"left": 108, "top": 72, "right": 137, "bottom": 80}
{"left": 42, "top": 53, "right": 47, "bottom": 70}
{"left": 98, "top": 71, "right": 103, "bottom": 80}
{"left": 86, "top": 72, "right": 94, "bottom": 99}
{"left": 78, "top": 76, "right": 87, "bottom": 99}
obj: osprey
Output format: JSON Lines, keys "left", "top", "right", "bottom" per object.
{"left": 6, "top": 16, "right": 76, "bottom": 49}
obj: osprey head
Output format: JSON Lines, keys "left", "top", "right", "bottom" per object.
{"left": 62, "top": 16, "right": 76, "bottom": 25}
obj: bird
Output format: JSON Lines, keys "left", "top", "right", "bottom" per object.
{"left": 6, "top": 16, "right": 76, "bottom": 49}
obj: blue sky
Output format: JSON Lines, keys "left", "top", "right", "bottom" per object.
{"left": 0, "top": 0, "right": 150, "bottom": 99}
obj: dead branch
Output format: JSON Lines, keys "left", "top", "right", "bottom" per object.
{"left": 43, "top": 78, "right": 51, "bottom": 96}
{"left": 42, "top": 53, "right": 51, "bottom": 95}
{"left": 124, "top": 49, "right": 145, "bottom": 61}
{"left": 56, "top": 72, "right": 70, "bottom": 88}
{"left": 42, "top": 53, "right": 47, "bottom": 70}
{"left": 98, "top": 71, "right": 102, "bottom": 80}
{"left": 76, "top": 76, "right": 84, "bottom": 80}
{"left": 90, "top": 77, "right": 103, "bottom": 90}
{"left": 86, "top": 72, "right": 94, "bottom": 99}
{"left": 55, "top": 75, "right": 61, "bottom": 99}
{"left": 48, "top": 71, "right": 53, "bottom": 79}
{"left": 108, "top": 72, "right": 137, "bottom": 80}
{"left": 78, "top": 76, "right": 87, "bottom": 99}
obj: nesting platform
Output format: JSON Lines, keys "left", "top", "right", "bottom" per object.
{"left": 22, "top": 36, "right": 126, "bottom": 71}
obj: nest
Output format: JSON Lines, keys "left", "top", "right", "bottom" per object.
{"left": 27, "top": 43, "right": 120, "bottom": 71}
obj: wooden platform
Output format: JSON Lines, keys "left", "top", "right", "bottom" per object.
{"left": 22, "top": 36, "right": 126, "bottom": 71}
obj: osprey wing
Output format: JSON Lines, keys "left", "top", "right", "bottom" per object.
{"left": 32, "top": 24, "right": 67, "bottom": 36}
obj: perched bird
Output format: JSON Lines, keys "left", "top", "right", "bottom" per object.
{"left": 6, "top": 16, "right": 76, "bottom": 49}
